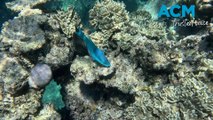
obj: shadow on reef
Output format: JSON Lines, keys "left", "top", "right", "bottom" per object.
{"left": 80, "top": 81, "right": 135, "bottom": 108}
{"left": 52, "top": 64, "right": 74, "bottom": 120}
{"left": 199, "top": 35, "right": 213, "bottom": 53}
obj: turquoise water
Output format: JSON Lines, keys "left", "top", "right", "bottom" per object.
{"left": 0, "top": 0, "right": 17, "bottom": 30}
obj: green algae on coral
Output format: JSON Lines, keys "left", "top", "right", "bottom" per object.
{"left": 42, "top": 80, "right": 65, "bottom": 110}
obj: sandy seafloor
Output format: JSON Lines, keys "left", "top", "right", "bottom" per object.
{"left": 0, "top": 0, "right": 213, "bottom": 120}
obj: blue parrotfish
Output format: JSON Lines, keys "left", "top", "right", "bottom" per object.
{"left": 75, "top": 27, "right": 111, "bottom": 67}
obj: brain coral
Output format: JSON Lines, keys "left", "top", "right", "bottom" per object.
{"left": 89, "top": 0, "right": 129, "bottom": 33}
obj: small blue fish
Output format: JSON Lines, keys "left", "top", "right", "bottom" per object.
{"left": 75, "top": 27, "right": 111, "bottom": 67}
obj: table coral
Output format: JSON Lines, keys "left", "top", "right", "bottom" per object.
{"left": 6, "top": 0, "right": 48, "bottom": 12}
{"left": 1, "top": 15, "right": 46, "bottom": 54}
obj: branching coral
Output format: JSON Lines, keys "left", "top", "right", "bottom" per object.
{"left": 52, "top": 7, "right": 80, "bottom": 38}
{"left": 130, "top": 10, "right": 168, "bottom": 40}
{"left": 89, "top": 0, "right": 129, "bottom": 33}
{"left": 88, "top": 0, "right": 142, "bottom": 48}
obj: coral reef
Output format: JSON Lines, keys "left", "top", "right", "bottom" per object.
{"left": 51, "top": 7, "right": 81, "bottom": 38}
{"left": 18, "top": 8, "right": 43, "bottom": 17}
{"left": 1, "top": 11, "right": 75, "bottom": 69}
{"left": 88, "top": 0, "right": 168, "bottom": 48}
{"left": 0, "top": 53, "right": 29, "bottom": 94}
{"left": 42, "top": 15, "right": 75, "bottom": 70}
{"left": 0, "top": 0, "right": 212, "bottom": 119}
{"left": 44, "top": 44, "right": 74, "bottom": 69}
{"left": 88, "top": 0, "right": 141, "bottom": 48}
{"left": 6, "top": 0, "right": 48, "bottom": 12}
{"left": 67, "top": 32, "right": 213, "bottom": 119}
{"left": 0, "top": 89, "right": 41, "bottom": 119}
{"left": 32, "top": 105, "right": 61, "bottom": 120}
{"left": 70, "top": 54, "right": 143, "bottom": 94}
{"left": 42, "top": 15, "right": 75, "bottom": 69}
{"left": 64, "top": 81, "right": 95, "bottom": 120}
{"left": 89, "top": 0, "right": 129, "bottom": 37}
{"left": 125, "top": 77, "right": 213, "bottom": 119}
{"left": 1, "top": 15, "right": 46, "bottom": 54}
{"left": 129, "top": 10, "right": 168, "bottom": 40}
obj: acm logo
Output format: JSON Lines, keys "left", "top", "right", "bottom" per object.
{"left": 158, "top": 4, "right": 195, "bottom": 18}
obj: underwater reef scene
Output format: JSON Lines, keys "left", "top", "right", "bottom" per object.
{"left": 0, "top": 0, "right": 213, "bottom": 119}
